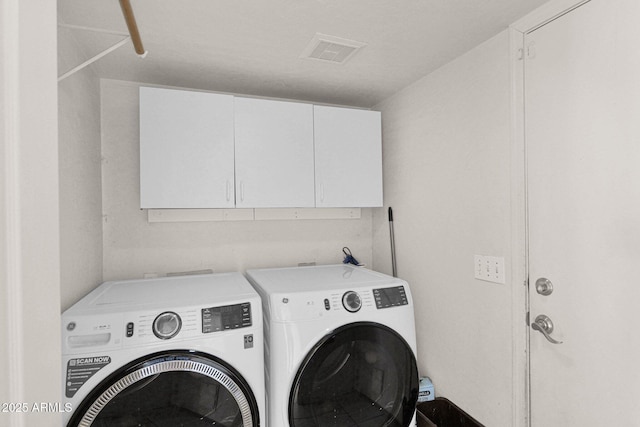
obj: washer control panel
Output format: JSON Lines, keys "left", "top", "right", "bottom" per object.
{"left": 373, "top": 286, "right": 408, "bottom": 309}
{"left": 202, "top": 302, "right": 252, "bottom": 333}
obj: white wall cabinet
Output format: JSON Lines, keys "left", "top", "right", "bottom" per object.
{"left": 139, "top": 87, "right": 235, "bottom": 208}
{"left": 234, "top": 97, "right": 315, "bottom": 208}
{"left": 313, "top": 106, "right": 382, "bottom": 207}
{"left": 140, "top": 87, "right": 382, "bottom": 209}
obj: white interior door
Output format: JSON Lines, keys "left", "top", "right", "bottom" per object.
{"left": 526, "top": 1, "right": 640, "bottom": 425}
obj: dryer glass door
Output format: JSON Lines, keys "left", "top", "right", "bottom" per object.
{"left": 289, "top": 322, "right": 418, "bottom": 427}
{"left": 67, "top": 351, "right": 258, "bottom": 427}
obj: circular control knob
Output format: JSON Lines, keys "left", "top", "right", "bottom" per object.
{"left": 342, "top": 291, "right": 362, "bottom": 313}
{"left": 153, "top": 311, "right": 182, "bottom": 340}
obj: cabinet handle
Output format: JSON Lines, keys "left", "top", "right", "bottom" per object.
{"left": 320, "top": 184, "right": 325, "bottom": 203}
{"left": 226, "top": 180, "right": 231, "bottom": 202}
{"left": 240, "top": 182, "right": 245, "bottom": 202}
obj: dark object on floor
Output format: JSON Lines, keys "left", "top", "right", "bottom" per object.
{"left": 417, "top": 398, "right": 484, "bottom": 427}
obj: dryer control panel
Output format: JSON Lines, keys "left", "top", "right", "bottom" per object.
{"left": 270, "top": 283, "right": 412, "bottom": 322}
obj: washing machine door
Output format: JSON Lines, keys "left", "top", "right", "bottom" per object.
{"left": 67, "top": 351, "right": 259, "bottom": 427}
{"left": 289, "top": 322, "right": 418, "bottom": 427}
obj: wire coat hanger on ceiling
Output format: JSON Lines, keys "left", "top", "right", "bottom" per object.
{"left": 58, "top": 0, "right": 146, "bottom": 82}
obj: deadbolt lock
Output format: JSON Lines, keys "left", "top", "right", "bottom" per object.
{"left": 535, "top": 278, "right": 554, "bottom": 296}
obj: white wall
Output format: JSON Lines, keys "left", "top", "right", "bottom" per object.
{"left": 54, "top": 22, "right": 519, "bottom": 427}
{"left": 373, "top": 31, "right": 514, "bottom": 425}
{"left": 61, "top": 79, "right": 375, "bottom": 308}
{"left": 1, "top": 0, "right": 61, "bottom": 425}
{"left": 58, "top": 26, "right": 104, "bottom": 311}
{"left": 0, "top": 0, "right": 8, "bottom": 408}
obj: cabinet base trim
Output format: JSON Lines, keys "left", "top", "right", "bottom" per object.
{"left": 147, "top": 208, "right": 362, "bottom": 223}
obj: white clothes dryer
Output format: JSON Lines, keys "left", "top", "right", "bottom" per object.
{"left": 246, "top": 264, "right": 419, "bottom": 427}
{"left": 61, "top": 273, "right": 265, "bottom": 427}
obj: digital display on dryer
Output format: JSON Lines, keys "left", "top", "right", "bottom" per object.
{"left": 202, "top": 302, "right": 251, "bottom": 333}
{"left": 373, "top": 286, "right": 408, "bottom": 309}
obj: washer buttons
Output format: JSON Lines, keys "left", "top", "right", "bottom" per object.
{"left": 126, "top": 322, "right": 134, "bottom": 337}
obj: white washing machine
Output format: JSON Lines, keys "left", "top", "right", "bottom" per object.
{"left": 61, "top": 273, "right": 265, "bottom": 427}
{"left": 246, "top": 264, "right": 419, "bottom": 427}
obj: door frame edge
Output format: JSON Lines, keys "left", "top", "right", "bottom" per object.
{"left": 1, "top": 1, "right": 61, "bottom": 425}
{"left": 508, "top": 25, "right": 529, "bottom": 427}
{"left": 512, "top": 0, "right": 592, "bottom": 34}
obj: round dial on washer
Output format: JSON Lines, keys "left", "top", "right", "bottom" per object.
{"left": 153, "top": 311, "right": 182, "bottom": 340}
{"left": 342, "top": 291, "right": 362, "bottom": 313}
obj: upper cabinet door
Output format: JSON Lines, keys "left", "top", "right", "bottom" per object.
{"left": 313, "top": 106, "right": 383, "bottom": 207}
{"left": 234, "top": 97, "right": 315, "bottom": 208}
{"left": 139, "top": 87, "right": 235, "bottom": 208}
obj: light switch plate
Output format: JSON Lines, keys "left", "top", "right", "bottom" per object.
{"left": 474, "top": 255, "right": 505, "bottom": 284}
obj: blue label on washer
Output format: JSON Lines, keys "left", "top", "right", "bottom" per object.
{"left": 65, "top": 356, "right": 111, "bottom": 398}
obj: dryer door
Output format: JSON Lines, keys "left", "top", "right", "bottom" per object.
{"left": 289, "top": 322, "right": 418, "bottom": 427}
{"left": 67, "top": 351, "right": 259, "bottom": 427}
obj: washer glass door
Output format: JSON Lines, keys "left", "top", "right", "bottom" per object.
{"left": 289, "top": 322, "right": 418, "bottom": 427}
{"left": 68, "top": 351, "right": 258, "bottom": 427}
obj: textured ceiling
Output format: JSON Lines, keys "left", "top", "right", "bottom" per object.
{"left": 58, "top": 0, "right": 549, "bottom": 107}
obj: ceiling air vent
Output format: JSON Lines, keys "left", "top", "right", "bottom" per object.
{"left": 300, "top": 33, "right": 366, "bottom": 64}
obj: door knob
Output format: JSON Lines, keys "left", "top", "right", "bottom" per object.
{"left": 535, "top": 278, "right": 554, "bottom": 296}
{"left": 531, "top": 314, "right": 563, "bottom": 344}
